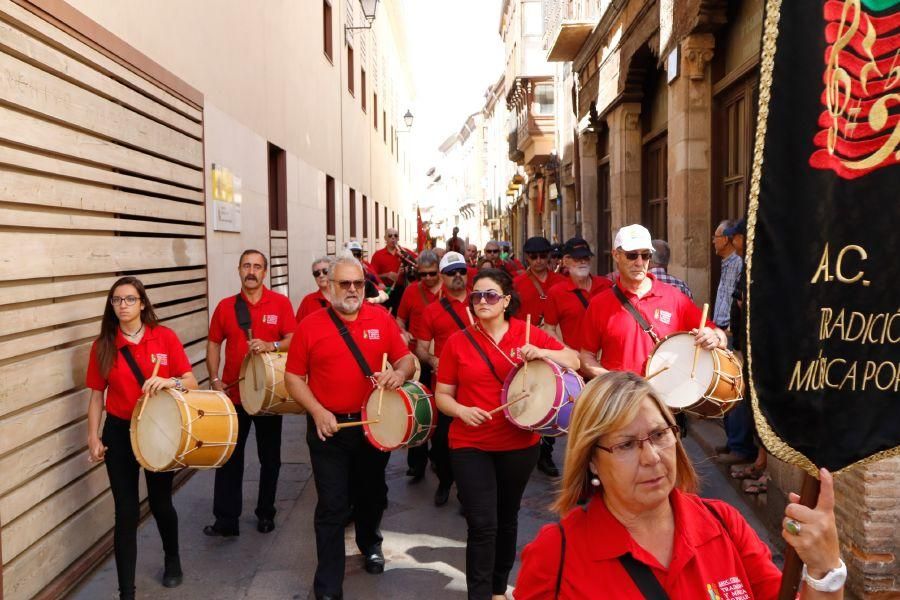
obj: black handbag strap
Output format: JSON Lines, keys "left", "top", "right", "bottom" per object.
{"left": 326, "top": 308, "right": 374, "bottom": 378}
{"left": 439, "top": 298, "right": 468, "bottom": 331}
{"left": 611, "top": 285, "right": 660, "bottom": 344}
{"left": 555, "top": 522, "right": 567, "bottom": 598}
{"left": 460, "top": 328, "right": 504, "bottom": 384}
{"left": 618, "top": 553, "right": 669, "bottom": 600}
{"left": 234, "top": 293, "right": 252, "bottom": 339}
{"left": 119, "top": 346, "right": 146, "bottom": 387}
{"left": 572, "top": 288, "right": 590, "bottom": 309}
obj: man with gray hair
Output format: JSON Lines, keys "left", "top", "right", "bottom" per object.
{"left": 712, "top": 219, "right": 743, "bottom": 330}
{"left": 649, "top": 239, "right": 693, "bottom": 299}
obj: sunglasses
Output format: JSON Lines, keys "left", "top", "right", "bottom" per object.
{"left": 312, "top": 269, "right": 329, "bottom": 277}
{"left": 527, "top": 252, "right": 549, "bottom": 259}
{"left": 484, "top": 249, "right": 500, "bottom": 254}
{"left": 471, "top": 290, "right": 505, "bottom": 305}
{"left": 336, "top": 279, "right": 366, "bottom": 291}
{"left": 386, "top": 233, "right": 399, "bottom": 238}
{"left": 444, "top": 268, "right": 467, "bottom": 277}
{"left": 622, "top": 251, "right": 653, "bottom": 261}
{"left": 418, "top": 270, "right": 439, "bottom": 278}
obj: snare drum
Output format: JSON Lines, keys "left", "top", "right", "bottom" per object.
{"left": 130, "top": 389, "right": 238, "bottom": 472}
{"left": 501, "top": 358, "right": 584, "bottom": 437}
{"left": 645, "top": 332, "right": 744, "bottom": 418}
{"left": 362, "top": 381, "right": 436, "bottom": 451}
{"left": 240, "top": 352, "right": 304, "bottom": 415}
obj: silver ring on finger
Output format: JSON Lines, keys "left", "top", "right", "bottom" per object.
{"left": 785, "top": 518, "right": 802, "bottom": 535}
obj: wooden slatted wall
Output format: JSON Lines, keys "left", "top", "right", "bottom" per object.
{"left": 0, "top": 1, "right": 206, "bottom": 598}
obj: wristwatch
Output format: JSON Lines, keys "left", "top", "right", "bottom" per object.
{"left": 171, "top": 377, "right": 186, "bottom": 393}
{"left": 273, "top": 341, "right": 281, "bottom": 352}
{"left": 802, "top": 558, "right": 847, "bottom": 592}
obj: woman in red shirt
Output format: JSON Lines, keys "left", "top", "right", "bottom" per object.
{"left": 435, "top": 268, "right": 579, "bottom": 600}
{"left": 514, "top": 371, "right": 845, "bottom": 600}
{"left": 85, "top": 277, "right": 198, "bottom": 600}
{"left": 296, "top": 256, "right": 332, "bottom": 322}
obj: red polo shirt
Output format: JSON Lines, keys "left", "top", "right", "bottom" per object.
{"left": 514, "top": 489, "right": 782, "bottom": 600}
{"left": 437, "top": 318, "right": 564, "bottom": 451}
{"left": 85, "top": 325, "right": 192, "bottom": 420}
{"left": 286, "top": 303, "right": 410, "bottom": 413}
{"left": 208, "top": 287, "right": 297, "bottom": 404}
{"left": 544, "top": 276, "right": 613, "bottom": 348}
{"left": 411, "top": 292, "right": 470, "bottom": 358}
{"left": 513, "top": 270, "right": 566, "bottom": 326}
{"left": 296, "top": 290, "right": 331, "bottom": 323}
{"left": 397, "top": 281, "right": 442, "bottom": 336}
{"left": 580, "top": 275, "right": 716, "bottom": 374}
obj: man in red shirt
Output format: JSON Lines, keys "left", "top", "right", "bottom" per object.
{"left": 204, "top": 250, "right": 296, "bottom": 537}
{"left": 411, "top": 251, "right": 471, "bottom": 506}
{"left": 285, "top": 254, "right": 415, "bottom": 599}
{"left": 370, "top": 227, "right": 416, "bottom": 289}
{"left": 579, "top": 224, "right": 725, "bottom": 378}
{"left": 513, "top": 236, "right": 566, "bottom": 326}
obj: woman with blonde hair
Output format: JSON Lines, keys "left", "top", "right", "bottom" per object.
{"left": 514, "top": 371, "right": 845, "bottom": 599}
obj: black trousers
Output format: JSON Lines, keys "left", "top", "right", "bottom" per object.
{"left": 102, "top": 415, "right": 179, "bottom": 597}
{"left": 451, "top": 444, "right": 540, "bottom": 599}
{"left": 540, "top": 435, "right": 555, "bottom": 458}
{"left": 307, "top": 414, "right": 391, "bottom": 597}
{"left": 407, "top": 362, "right": 454, "bottom": 487}
{"left": 212, "top": 404, "right": 282, "bottom": 530}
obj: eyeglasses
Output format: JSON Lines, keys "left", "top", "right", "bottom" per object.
{"left": 313, "top": 269, "right": 329, "bottom": 277}
{"left": 527, "top": 252, "right": 549, "bottom": 259}
{"left": 335, "top": 279, "right": 366, "bottom": 291}
{"left": 386, "top": 233, "right": 399, "bottom": 238}
{"left": 595, "top": 425, "right": 680, "bottom": 461}
{"left": 444, "top": 268, "right": 467, "bottom": 277}
{"left": 471, "top": 290, "right": 505, "bottom": 305}
{"left": 484, "top": 249, "right": 500, "bottom": 254}
{"left": 622, "top": 251, "right": 653, "bottom": 262}
{"left": 418, "top": 270, "right": 439, "bottom": 278}
{"left": 110, "top": 295, "right": 139, "bottom": 307}
{"left": 351, "top": 252, "right": 363, "bottom": 259}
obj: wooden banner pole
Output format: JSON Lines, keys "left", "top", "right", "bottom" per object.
{"left": 777, "top": 472, "right": 821, "bottom": 600}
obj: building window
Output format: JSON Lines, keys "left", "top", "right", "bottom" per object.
{"left": 384, "top": 205, "right": 388, "bottom": 234}
{"left": 268, "top": 143, "right": 288, "bottom": 231}
{"left": 596, "top": 126, "right": 612, "bottom": 274}
{"left": 326, "top": 175, "right": 336, "bottom": 236}
{"left": 375, "top": 201, "right": 380, "bottom": 237}
{"left": 391, "top": 126, "right": 395, "bottom": 154}
{"left": 383, "top": 111, "right": 387, "bottom": 143}
{"left": 374, "top": 93, "right": 378, "bottom": 129}
{"left": 642, "top": 135, "right": 668, "bottom": 240}
{"left": 362, "top": 194, "right": 369, "bottom": 238}
{"left": 323, "top": 1, "right": 333, "bottom": 62}
{"left": 361, "top": 68, "right": 367, "bottom": 112}
{"left": 349, "top": 188, "right": 357, "bottom": 237}
{"left": 532, "top": 83, "right": 554, "bottom": 116}
{"left": 347, "top": 44, "right": 355, "bottom": 95}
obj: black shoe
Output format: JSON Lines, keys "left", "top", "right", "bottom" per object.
{"left": 434, "top": 485, "right": 450, "bottom": 507}
{"left": 119, "top": 588, "right": 136, "bottom": 600}
{"left": 316, "top": 595, "right": 343, "bottom": 600}
{"left": 203, "top": 523, "right": 239, "bottom": 537}
{"left": 257, "top": 517, "right": 275, "bottom": 533}
{"left": 537, "top": 455, "right": 559, "bottom": 477}
{"left": 162, "top": 555, "right": 183, "bottom": 588}
{"left": 408, "top": 467, "right": 425, "bottom": 483}
{"left": 364, "top": 550, "right": 385, "bottom": 574}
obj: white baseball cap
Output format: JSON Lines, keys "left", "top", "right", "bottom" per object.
{"left": 345, "top": 240, "right": 363, "bottom": 252}
{"left": 614, "top": 224, "right": 653, "bottom": 252}
{"left": 439, "top": 251, "right": 468, "bottom": 274}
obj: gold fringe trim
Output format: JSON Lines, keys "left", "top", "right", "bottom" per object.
{"left": 743, "top": 0, "right": 900, "bottom": 478}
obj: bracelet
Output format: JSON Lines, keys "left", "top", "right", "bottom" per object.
{"left": 211, "top": 377, "right": 221, "bottom": 383}
{"left": 171, "top": 377, "right": 186, "bottom": 392}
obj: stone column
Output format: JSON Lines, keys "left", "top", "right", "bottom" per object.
{"left": 667, "top": 33, "right": 715, "bottom": 304}
{"left": 577, "top": 130, "right": 598, "bottom": 255}
{"left": 607, "top": 102, "right": 643, "bottom": 232}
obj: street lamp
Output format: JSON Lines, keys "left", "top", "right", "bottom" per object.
{"left": 346, "top": 0, "right": 379, "bottom": 33}
{"left": 403, "top": 110, "right": 414, "bottom": 129}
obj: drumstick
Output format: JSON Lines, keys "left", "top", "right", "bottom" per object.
{"left": 377, "top": 353, "right": 388, "bottom": 416}
{"left": 691, "top": 303, "right": 709, "bottom": 379}
{"left": 336, "top": 419, "right": 380, "bottom": 430}
{"left": 646, "top": 365, "right": 669, "bottom": 381}
{"left": 489, "top": 391, "right": 529, "bottom": 416}
{"left": 522, "top": 314, "right": 531, "bottom": 391}
{"left": 136, "top": 355, "right": 161, "bottom": 421}
{"left": 465, "top": 306, "right": 475, "bottom": 325}
{"left": 222, "top": 377, "right": 245, "bottom": 390}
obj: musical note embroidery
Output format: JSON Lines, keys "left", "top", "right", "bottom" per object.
{"left": 809, "top": 0, "right": 900, "bottom": 179}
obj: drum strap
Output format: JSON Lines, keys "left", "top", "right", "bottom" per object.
{"left": 461, "top": 329, "right": 504, "bottom": 384}
{"left": 119, "top": 346, "right": 146, "bottom": 387}
{"left": 439, "top": 298, "right": 468, "bottom": 331}
{"left": 234, "top": 293, "right": 252, "bottom": 339}
{"left": 317, "top": 298, "right": 328, "bottom": 308}
{"left": 618, "top": 553, "right": 669, "bottom": 599}
{"left": 572, "top": 288, "right": 590, "bottom": 309}
{"left": 527, "top": 270, "right": 547, "bottom": 300}
{"left": 325, "top": 308, "right": 375, "bottom": 378}
{"left": 611, "top": 285, "right": 660, "bottom": 344}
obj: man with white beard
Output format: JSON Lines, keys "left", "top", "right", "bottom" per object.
{"left": 285, "top": 253, "right": 416, "bottom": 600}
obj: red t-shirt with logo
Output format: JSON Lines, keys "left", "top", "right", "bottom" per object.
{"left": 208, "top": 287, "right": 297, "bottom": 404}
{"left": 513, "top": 270, "right": 566, "bottom": 326}
{"left": 437, "top": 318, "right": 564, "bottom": 451}
{"left": 296, "top": 290, "right": 331, "bottom": 323}
{"left": 397, "top": 281, "right": 441, "bottom": 339}
{"left": 286, "top": 303, "right": 411, "bottom": 413}
{"left": 411, "top": 292, "right": 470, "bottom": 358}
{"left": 85, "top": 325, "right": 193, "bottom": 420}
{"left": 580, "top": 274, "right": 716, "bottom": 374}
{"left": 514, "top": 489, "right": 782, "bottom": 600}
{"left": 544, "top": 276, "right": 613, "bottom": 348}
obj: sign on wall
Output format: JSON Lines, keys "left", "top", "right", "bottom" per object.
{"left": 211, "top": 162, "right": 242, "bottom": 232}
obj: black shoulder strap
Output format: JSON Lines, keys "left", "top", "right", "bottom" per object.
{"left": 555, "top": 522, "right": 567, "bottom": 599}
{"left": 317, "top": 298, "right": 328, "bottom": 308}
{"left": 572, "top": 288, "right": 590, "bottom": 309}
{"left": 611, "top": 285, "right": 660, "bottom": 344}
{"left": 119, "top": 346, "right": 146, "bottom": 387}
{"left": 618, "top": 553, "right": 670, "bottom": 600}
{"left": 234, "top": 293, "right": 252, "bottom": 339}
{"left": 439, "top": 298, "right": 468, "bottom": 331}
{"left": 460, "top": 328, "right": 504, "bottom": 384}
{"left": 326, "top": 308, "right": 374, "bottom": 378}
{"left": 528, "top": 270, "right": 547, "bottom": 299}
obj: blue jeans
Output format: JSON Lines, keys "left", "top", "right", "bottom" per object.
{"left": 724, "top": 397, "right": 756, "bottom": 458}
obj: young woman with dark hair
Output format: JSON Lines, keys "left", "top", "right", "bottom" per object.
{"left": 85, "top": 276, "right": 198, "bottom": 600}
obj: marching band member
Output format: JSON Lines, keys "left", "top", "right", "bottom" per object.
{"left": 86, "top": 276, "right": 197, "bottom": 600}
{"left": 285, "top": 253, "right": 415, "bottom": 600}
{"left": 434, "top": 268, "right": 579, "bottom": 600}
{"left": 296, "top": 256, "right": 333, "bottom": 322}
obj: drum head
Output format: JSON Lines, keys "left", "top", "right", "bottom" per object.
{"left": 507, "top": 360, "right": 558, "bottom": 427}
{"left": 647, "top": 334, "right": 715, "bottom": 409}
{"left": 239, "top": 353, "right": 267, "bottom": 413}
{"left": 365, "top": 389, "right": 408, "bottom": 449}
{"left": 134, "top": 390, "right": 183, "bottom": 471}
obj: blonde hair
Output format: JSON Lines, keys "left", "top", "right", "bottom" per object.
{"left": 552, "top": 371, "right": 698, "bottom": 515}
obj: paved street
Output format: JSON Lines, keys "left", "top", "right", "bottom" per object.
{"left": 68, "top": 417, "right": 780, "bottom": 600}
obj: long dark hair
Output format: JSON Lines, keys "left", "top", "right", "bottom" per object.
{"left": 96, "top": 276, "right": 159, "bottom": 377}
{"left": 471, "top": 268, "right": 520, "bottom": 320}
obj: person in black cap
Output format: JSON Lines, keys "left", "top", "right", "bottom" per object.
{"left": 513, "top": 237, "right": 566, "bottom": 327}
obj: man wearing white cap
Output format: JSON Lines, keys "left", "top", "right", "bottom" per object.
{"left": 579, "top": 224, "right": 726, "bottom": 378}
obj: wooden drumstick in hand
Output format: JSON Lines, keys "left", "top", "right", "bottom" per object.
{"left": 490, "top": 391, "right": 530, "bottom": 416}
{"left": 522, "top": 314, "right": 531, "bottom": 391}
{"left": 691, "top": 303, "right": 709, "bottom": 379}
{"left": 136, "top": 355, "right": 161, "bottom": 421}
{"left": 377, "top": 353, "right": 388, "bottom": 417}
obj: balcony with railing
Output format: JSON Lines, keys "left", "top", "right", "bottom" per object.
{"left": 507, "top": 76, "right": 555, "bottom": 166}
{"left": 543, "top": 0, "right": 607, "bottom": 62}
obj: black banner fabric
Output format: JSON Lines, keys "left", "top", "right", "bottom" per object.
{"left": 747, "top": 0, "right": 900, "bottom": 473}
